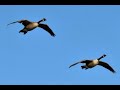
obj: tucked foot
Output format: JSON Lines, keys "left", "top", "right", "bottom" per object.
{"left": 81, "top": 66, "right": 86, "bottom": 69}
{"left": 81, "top": 66, "right": 88, "bottom": 70}
{"left": 19, "top": 30, "right": 27, "bottom": 35}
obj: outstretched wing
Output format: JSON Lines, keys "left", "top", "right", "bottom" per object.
{"left": 98, "top": 61, "right": 116, "bottom": 73}
{"left": 69, "top": 61, "right": 81, "bottom": 68}
{"left": 38, "top": 24, "right": 55, "bottom": 37}
{"left": 7, "top": 20, "right": 31, "bottom": 26}
{"left": 80, "top": 60, "right": 92, "bottom": 63}
{"left": 69, "top": 60, "right": 91, "bottom": 68}
{"left": 7, "top": 21, "right": 19, "bottom": 26}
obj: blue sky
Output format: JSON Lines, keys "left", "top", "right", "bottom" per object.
{"left": 0, "top": 5, "right": 120, "bottom": 85}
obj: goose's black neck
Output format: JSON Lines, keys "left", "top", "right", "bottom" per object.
{"left": 97, "top": 54, "right": 106, "bottom": 60}
{"left": 38, "top": 18, "right": 46, "bottom": 24}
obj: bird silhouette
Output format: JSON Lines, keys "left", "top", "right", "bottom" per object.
{"left": 7, "top": 18, "right": 55, "bottom": 37}
{"left": 69, "top": 54, "right": 116, "bottom": 73}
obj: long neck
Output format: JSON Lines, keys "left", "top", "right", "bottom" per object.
{"left": 38, "top": 18, "right": 46, "bottom": 23}
{"left": 97, "top": 54, "right": 106, "bottom": 60}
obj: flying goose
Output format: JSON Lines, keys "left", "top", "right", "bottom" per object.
{"left": 69, "top": 54, "right": 116, "bottom": 73}
{"left": 7, "top": 18, "right": 56, "bottom": 37}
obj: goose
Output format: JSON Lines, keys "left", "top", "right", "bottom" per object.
{"left": 69, "top": 54, "right": 116, "bottom": 73}
{"left": 7, "top": 18, "right": 55, "bottom": 37}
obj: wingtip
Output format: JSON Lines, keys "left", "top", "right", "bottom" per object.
{"left": 51, "top": 34, "right": 56, "bottom": 37}
{"left": 69, "top": 66, "right": 72, "bottom": 68}
{"left": 7, "top": 23, "right": 11, "bottom": 26}
{"left": 113, "top": 71, "right": 116, "bottom": 73}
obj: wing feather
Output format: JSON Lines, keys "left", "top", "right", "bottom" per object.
{"left": 38, "top": 24, "right": 55, "bottom": 37}
{"left": 98, "top": 61, "right": 115, "bottom": 73}
{"left": 69, "top": 60, "right": 91, "bottom": 68}
{"left": 7, "top": 20, "right": 31, "bottom": 26}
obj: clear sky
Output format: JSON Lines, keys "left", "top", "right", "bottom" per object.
{"left": 0, "top": 5, "right": 120, "bottom": 85}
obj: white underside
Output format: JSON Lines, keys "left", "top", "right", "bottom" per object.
{"left": 87, "top": 59, "right": 99, "bottom": 67}
{"left": 26, "top": 22, "right": 39, "bottom": 30}
{"left": 92, "top": 59, "right": 99, "bottom": 65}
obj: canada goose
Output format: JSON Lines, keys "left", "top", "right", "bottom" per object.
{"left": 69, "top": 54, "right": 116, "bottom": 73}
{"left": 7, "top": 18, "right": 55, "bottom": 37}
